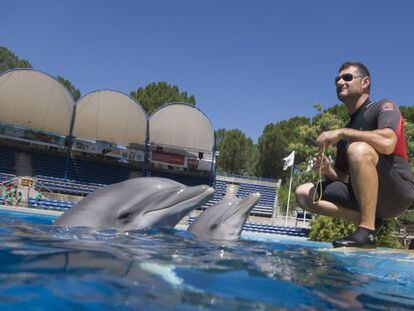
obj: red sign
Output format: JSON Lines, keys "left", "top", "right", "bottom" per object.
{"left": 152, "top": 151, "right": 185, "bottom": 165}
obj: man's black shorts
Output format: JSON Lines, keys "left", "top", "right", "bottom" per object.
{"left": 319, "top": 156, "right": 414, "bottom": 219}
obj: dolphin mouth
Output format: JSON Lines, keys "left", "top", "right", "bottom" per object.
{"left": 142, "top": 185, "right": 214, "bottom": 215}
{"left": 222, "top": 193, "right": 260, "bottom": 222}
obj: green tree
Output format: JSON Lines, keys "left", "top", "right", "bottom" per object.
{"left": 215, "top": 128, "right": 227, "bottom": 147}
{"left": 57, "top": 76, "right": 81, "bottom": 101}
{"left": 245, "top": 144, "right": 259, "bottom": 177}
{"left": 0, "top": 46, "right": 32, "bottom": 72}
{"left": 291, "top": 109, "right": 346, "bottom": 171}
{"left": 275, "top": 105, "right": 345, "bottom": 216}
{"left": 322, "top": 103, "right": 349, "bottom": 123}
{"left": 404, "top": 120, "right": 414, "bottom": 170}
{"left": 130, "top": 82, "right": 196, "bottom": 115}
{"left": 400, "top": 105, "right": 414, "bottom": 122}
{"left": 216, "top": 129, "right": 254, "bottom": 175}
{"left": 277, "top": 183, "right": 297, "bottom": 216}
{"left": 256, "top": 116, "right": 310, "bottom": 179}
{"left": 396, "top": 106, "right": 413, "bottom": 169}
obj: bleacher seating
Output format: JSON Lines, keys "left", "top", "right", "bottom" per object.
{"left": 35, "top": 175, "right": 105, "bottom": 196}
{"left": 218, "top": 173, "right": 277, "bottom": 183}
{"left": 67, "top": 157, "right": 131, "bottom": 184}
{"left": 0, "top": 145, "right": 17, "bottom": 174}
{"left": 0, "top": 144, "right": 133, "bottom": 185}
{"left": 31, "top": 152, "right": 131, "bottom": 184}
{"left": 211, "top": 179, "right": 227, "bottom": 195}
{"left": 201, "top": 179, "right": 227, "bottom": 208}
{"left": 196, "top": 178, "right": 278, "bottom": 217}
{"left": 146, "top": 170, "right": 212, "bottom": 187}
{"left": 236, "top": 182, "right": 276, "bottom": 217}
{"left": 243, "top": 222, "right": 309, "bottom": 237}
{"left": 28, "top": 198, "right": 75, "bottom": 211}
{"left": 30, "top": 150, "right": 66, "bottom": 177}
{"left": 0, "top": 143, "right": 282, "bottom": 227}
{"left": 0, "top": 172, "right": 16, "bottom": 185}
{"left": 147, "top": 170, "right": 229, "bottom": 211}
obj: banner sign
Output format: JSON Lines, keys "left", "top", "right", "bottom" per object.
{"left": 0, "top": 123, "right": 66, "bottom": 146}
{"left": 104, "top": 148, "right": 144, "bottom": 162}
{"left": 20, "top": 178, "right": 34, "bottom": 187}
{"left": 72, "top": 138, "right": 144, "bottom": 163}
{"left": 152, "top": 151, "right": 185, "bottom": 165}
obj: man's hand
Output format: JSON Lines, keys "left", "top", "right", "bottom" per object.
{"left": 313, "top": 152, "right": 331, "bottom": 175}
{"left": 316, "top": 129, "right": 344, "bottom": 147}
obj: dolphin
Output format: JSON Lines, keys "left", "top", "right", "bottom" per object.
{"left": 188, "top": 193, "right": 260, "bottom": 241}
{"left": 54, "top": 177, "right": 214, "bottom": 231}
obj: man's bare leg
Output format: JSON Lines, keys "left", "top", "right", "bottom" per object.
{"left": 295, "top": 183, "right": 360, "bottom": 223}
{"left": 347, "top": 142, "right": 379, "bottom": 230}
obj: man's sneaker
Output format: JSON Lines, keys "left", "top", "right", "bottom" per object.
{"left": 333, "top": 226, "right": 377, "bottom": 248}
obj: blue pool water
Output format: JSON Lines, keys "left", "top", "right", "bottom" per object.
{"left": 0, "top": 209, "right": 413, "bottom": 310}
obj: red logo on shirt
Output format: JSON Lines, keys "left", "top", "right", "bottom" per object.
{"left": 381, "top": 102, "right": 394, "bottom": 112}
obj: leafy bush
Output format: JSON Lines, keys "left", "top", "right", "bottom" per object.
{"left": 398, "top": 209, "right": 414, "bottom": 224}
{"left": 308, "top": 216, "right": 356, "bottom": 242}
{"left": 277, "top": 184, "right": 296, "bottom": 216}
{"left": 308, "top": 216, "right": 403, "bottom": 248}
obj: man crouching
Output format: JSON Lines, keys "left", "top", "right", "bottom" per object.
{"left": 295, "top": 62, "right": 414, "bottom": 248}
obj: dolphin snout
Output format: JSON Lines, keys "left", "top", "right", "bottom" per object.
{"left": 204, "top": 186, "right": 215, "bottom": 196}
{"left": 240, "top": 192, "right": 260, "bottom": 210}
{"left": 169, "top": 185, "right": 215, "bottom": 210}
{"left": 183, "top": 185, "right": 214, "bottom": 199}
{"left": 235, "top": 192, "right": 259, "bottom": 215}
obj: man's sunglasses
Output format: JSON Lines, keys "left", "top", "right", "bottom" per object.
{"left": 334, "top": 73, "right": 363, "bottom": 84}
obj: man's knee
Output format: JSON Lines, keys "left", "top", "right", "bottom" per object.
{"left": 295, "top": 183, "right": 315, "bottom": 210}
{"left": 347, "top": 142, "right": 379, "bottom": 166}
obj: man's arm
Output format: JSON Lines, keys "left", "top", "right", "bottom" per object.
{"left": 313, "top": 153, "right": 348, "bottom": 182}
{"left": 316, "top": 128, "right": 397, "bottom": 155}
{"left": 324, "top": 164, "right": 349, "bottom": 183}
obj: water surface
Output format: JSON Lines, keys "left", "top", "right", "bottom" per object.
{"left": 0, "top": 210, "right": 413, "bottom": 310}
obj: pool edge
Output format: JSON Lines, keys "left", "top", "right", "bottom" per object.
{"left": 0, "top": 205, "right": 63, "bottom": 216}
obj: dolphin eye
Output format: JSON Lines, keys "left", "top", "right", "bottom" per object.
{"left": 210, "top": 224, "right": 218, "bottom": 231}
{"left": 118, "top": 211, "right": 133, "bottom": 223}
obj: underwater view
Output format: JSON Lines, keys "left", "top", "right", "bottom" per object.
{"left": 0, "top": 210, "right": 413, "bottom": 310}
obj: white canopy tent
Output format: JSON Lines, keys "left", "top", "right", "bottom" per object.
{"left": 149, "top": 102, "right": 215, "bottom": 152}
{"left": 0, "top": 69, "right": 75, "bottom": 135}
{"left": 72, "top": 90, "right": 147, "bottom": 146}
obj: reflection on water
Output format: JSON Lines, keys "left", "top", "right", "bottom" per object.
{"left": 0, "top": 213, "right": 413, "bottom": 310}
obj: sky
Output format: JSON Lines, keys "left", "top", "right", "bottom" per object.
{"left": 1, "top": 0, "right": 413, "bottom": 142}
